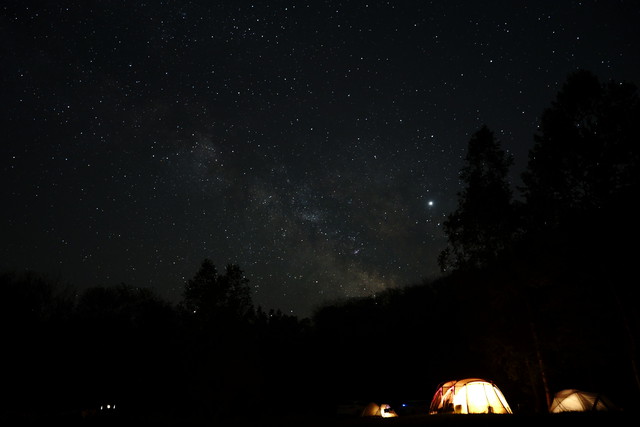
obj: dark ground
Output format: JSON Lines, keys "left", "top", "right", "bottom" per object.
{"left": 211, "top": 412, "right": 638, "bottom": 427}
{"left": 7, "top": 411, "right": 637, "bottom": 427}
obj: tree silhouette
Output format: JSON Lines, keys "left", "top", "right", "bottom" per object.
{"left": 182, "top": 259, "right": 254, "bottom": 325}
{"left": 521, "top": 69, "right": 640, "bottom": 231}
{"left": 182, "top": 258, "right": 218, "bottom": 315}
{"left": 519, "top": 69, "right": 640, "bottom": 404}
{"left": 438, "top": 125, "right": 515, "bottom": 272}
{"left": 179, "top": 259, "right": 259, "bottom": 418}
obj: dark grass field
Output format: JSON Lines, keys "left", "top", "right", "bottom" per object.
{"left": 4, "top": 405, "right": 638, "bottom": 426}
{"left": 219, "top": 412, "right": 636, "bottom": 427}
{"left": 15, "top": 411, "right": 632, "bottom": 427}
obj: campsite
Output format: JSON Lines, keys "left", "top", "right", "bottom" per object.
{"left": 29, "top": 378, "right": 635, "bottom": 426}
{"left": 207, "top": 379, "right": 635, "bottom": 426}
{"left": 3, "top": 267, "right": 639, "bottom": 425}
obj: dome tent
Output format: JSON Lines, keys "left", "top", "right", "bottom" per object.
{"left": 550, "top": 389, "right": 618, "bottom": 413}
{"left": 361, "top": 402, "right": 398, "bottom": 418}
{"left": 429, "top": 378, "right": 513, "bottom": 414}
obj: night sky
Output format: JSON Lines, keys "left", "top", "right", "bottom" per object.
{"left": 2, "top": 1, "right": 639, "bottom": 318}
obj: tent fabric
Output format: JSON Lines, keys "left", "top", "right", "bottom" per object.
{"left": 361, "top": 402, "right": 398, "bottom": 418}
{"left": 549, "top": 389, "right": 618, "bottom": 413}
{"left": 429, "top": 378, "right": 513, "bottom": 414}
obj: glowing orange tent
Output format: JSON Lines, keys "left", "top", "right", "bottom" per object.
{"left": 361, "top": 402, "right": 398, "bottom": 418}
{"left": 429, "top": 378, "right": 513, "bottom": 414}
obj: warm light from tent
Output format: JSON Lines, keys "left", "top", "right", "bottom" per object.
{"left": 380, "top": 404, "right": 398, "bottom": 418}
{"left": 457, "top": 382, "right": 511, "bottom": 414}
{"left": 431, "top": 378, "right": 513, "bottom": 414}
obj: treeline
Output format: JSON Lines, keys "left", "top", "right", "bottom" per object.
{"left": 0, "top": 265, "right": 315, "bottom": 422}
{"left": 2, "top": 69, "right": 639, "bottom": 422}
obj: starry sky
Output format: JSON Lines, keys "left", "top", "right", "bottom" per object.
{"left": 2, "top": 1, "right": 639, "bottom": 318}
